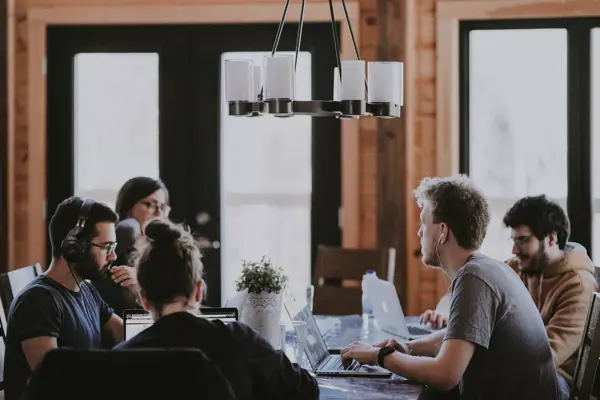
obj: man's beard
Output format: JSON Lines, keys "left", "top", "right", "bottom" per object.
{"left": 518, "top": 243, "right": 549, "bottom": 274}
{"left": 422, "top": 246, "right": 441, "bottom": 268}
{"left": 72, "top": 249, "right": 111, "bottom": 281}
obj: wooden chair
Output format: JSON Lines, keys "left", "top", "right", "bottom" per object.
{"left": 0, "top": 263, "right": 44, "bottom": 313}
{"left": 313, "top": 246, "right": 396, "bottom": 316}
{"left": 571, "top": 292, "right": 600, "bottom": 400}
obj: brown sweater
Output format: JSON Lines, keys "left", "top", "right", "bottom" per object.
{"left": 506, "top": 242, "right": 598, "bottom": 385}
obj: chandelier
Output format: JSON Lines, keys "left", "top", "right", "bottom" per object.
{"left": 224, "top": 0, "right": 404, "bottom": 119}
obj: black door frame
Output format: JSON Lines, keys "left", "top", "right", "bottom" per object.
{"left": 459, "top": 18, "right": 598, "bottom": 258}
{"left": 46, "top": 23, "right": 341, "bottom": 305}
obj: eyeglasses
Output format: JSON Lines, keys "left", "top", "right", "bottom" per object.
{"left": 89, "top": 241, "right": 117, "bottom": 255}
{"left": 510, "top": 235, "right": 534, "bottom": 247}
{"left": 139, "top": 200, "right": 171, "bottom": 215}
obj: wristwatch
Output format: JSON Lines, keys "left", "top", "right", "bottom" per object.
{"left": 377, "top": 346, "right": 396, "bottom": 368}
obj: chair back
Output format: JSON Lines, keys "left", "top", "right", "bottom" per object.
{"left": 25, "top": 348, "right": 235, "bottom": 400}
{"left": 0, "top": 297, "right": 7, "bottom": 394}
{"left": 572, "top": 292, "right": 600, "bottom": 400}
{"left": 0, "top": 264, "right": 43, "bottom": 313}
{"left": 313, "top": 246, "right": 396, "bottom": 315}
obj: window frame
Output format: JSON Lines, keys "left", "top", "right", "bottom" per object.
{"left": 459, "top": 18, "right": 598, "bottom": 258}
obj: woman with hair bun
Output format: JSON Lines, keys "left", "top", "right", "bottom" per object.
{"left": 115, "top": 219, "right": 318, "bottom": 400}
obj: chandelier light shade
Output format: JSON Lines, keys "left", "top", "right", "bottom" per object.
{"left": 224, "top": 59, "right": 254, "bottom": 102}
{"left": 224, "top": 0, "right": 404, "bottom": 119}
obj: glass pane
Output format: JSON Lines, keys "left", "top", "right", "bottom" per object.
{"left": 592, "top": 28, "right": 600, "bottom": 264}
{"left": 73, "top": 53, "right": 160, "bottom": 210}
{"left": 469, "top": 29, "right": 568, "bottom": 261}
{"left": 220, "top": 52, "right": 312, "bottom": 304}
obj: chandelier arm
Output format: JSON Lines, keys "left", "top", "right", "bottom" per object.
{"left": 294, "top": 0, "right": 306, "bottom": 70}
{"left": 271, "top": 0, "right": 292, "bottom": 56}
{"left": 328, "top": 0, "right": 343, "bottom": 79}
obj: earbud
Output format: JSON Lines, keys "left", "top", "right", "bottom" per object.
{"left": 437, "top": 233, "right": 445, "bottom": 245}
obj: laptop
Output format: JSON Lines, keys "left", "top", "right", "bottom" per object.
{"left": 365, "top": 278, "right": 434, "bottom": 340}
{"left": 123, "top": 307, "right": 239, "bottom": 341}
{"left": 287, "top": 304, "right": 391, "bottom": 377}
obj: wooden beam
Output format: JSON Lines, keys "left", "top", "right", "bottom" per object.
{"left": 377, "top": 0, "right": 411, "bottom": 309}
{"left": 0, "top": 0, "right": 7, "bottom": 273}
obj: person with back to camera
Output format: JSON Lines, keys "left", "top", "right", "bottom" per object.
{"left": 92, "top": 177, "right": 170, "bottom": 318}
{"left": 339, "top": 175, "right": 562, "bottom": 399}
{"left": 114, "top": 219, "right": 319, "bottom": 400}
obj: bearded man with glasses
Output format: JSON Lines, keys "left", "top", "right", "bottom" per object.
{"left": 501, "top": 195, "right": 598, "bottom": 399}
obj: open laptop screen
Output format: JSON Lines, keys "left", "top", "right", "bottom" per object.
{"left": 288, "top": 305, "right": 330, "bottom": 370}
{"left": 124, "top": 310, "right": 153, "bottom": 341}
{"left": 124, "top": 307, "right": 239, "bottom": 341}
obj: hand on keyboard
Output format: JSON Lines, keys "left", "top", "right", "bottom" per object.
{"left": 340, "top": 341, "right": 379, "bottom": 369}
{"left": 420, "top": 309, "right": 448, "bottom": 329}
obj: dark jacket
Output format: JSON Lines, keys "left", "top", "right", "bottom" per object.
{"left": 114, "top": 312, "right": 319, "bottom": 400}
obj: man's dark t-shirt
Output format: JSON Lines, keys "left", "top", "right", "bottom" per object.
{"left": 445, "top": 252, "right": 560, "bottom": 399}
{"left": 115, "top": 312, "right": 319, "bottom": 400}
{"left": 4, "top": 275, "right": 113, "bottom": 400}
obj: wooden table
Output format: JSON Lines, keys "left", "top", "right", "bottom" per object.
{"left": 318, "top": 375, "right": 424, "bottom": 399}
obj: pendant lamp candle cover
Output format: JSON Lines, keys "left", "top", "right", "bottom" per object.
{"left": 223, "top": 0, "right": 404, "bottom": 119}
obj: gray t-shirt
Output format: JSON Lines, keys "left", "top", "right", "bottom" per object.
{"left": 445, "top": 252, "right": 560, "bottom": 399}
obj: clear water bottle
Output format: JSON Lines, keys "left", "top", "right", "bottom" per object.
{"left": 361, "top": 270, "right": 377, "bottom": 318}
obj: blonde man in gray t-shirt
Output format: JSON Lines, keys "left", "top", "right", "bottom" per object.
{"left": 341, "top": 175, "right": 562, "bottom": 400}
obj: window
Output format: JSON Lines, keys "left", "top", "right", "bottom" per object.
{"left": 466, "top": 28, "right": 568, "bottom": 261}
{"left": 461, "top": 20, "right": 597, "bottom": 262}
{"left": 73, "top": 53, "right": 160, "bottom": 210}
{"left": 220, "top": 51, "right": 313, "bottom": 303}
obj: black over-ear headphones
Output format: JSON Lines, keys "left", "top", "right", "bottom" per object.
{"left": 61, "top": 199, "right": 96, "bottom": 263}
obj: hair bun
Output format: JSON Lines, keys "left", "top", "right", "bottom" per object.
{"left": 144, "top": 219, "right": 181, "bottom": 243}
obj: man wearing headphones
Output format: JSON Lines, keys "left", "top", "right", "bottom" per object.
{"left": 4, "top": 197, "right": 138, "bottom": 400}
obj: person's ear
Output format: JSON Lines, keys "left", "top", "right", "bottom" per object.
{"left": 139, "top": 294, "right": 151, "bottom": 311}
{"left": 438, "top": 224, "right": 448, "bottom": 244}
{"left": 194, "top": 279, "right": 204, "bottom": 303}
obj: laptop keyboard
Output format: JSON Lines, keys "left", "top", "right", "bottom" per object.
{"left": 323, "top": 355, "right": 360, "bottom": 371}
{"left": 408, "top": 325, "right": 431, "bottom": 336}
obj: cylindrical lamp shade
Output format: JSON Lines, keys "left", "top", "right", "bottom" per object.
{"left": 367, "top": 61, "right": 404, "bottom": 105}
{"left": 252, "top": 65, "right": 263, "bottom": 101}
{"left": 340, "top": 60, "right": 365, "bottom": 101}
{"left": 264, "top": 55, "right": 295, "bottom": 100}
{"left": 333, "top": 67, "right": 341, "bottom": 101}
{"left": 224, "top": 59, "right": 253, "bottom": 102}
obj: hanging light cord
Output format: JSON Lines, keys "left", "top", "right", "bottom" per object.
{"left": 269, "top": 0, "right": 366, "bottom": 96}
{"left": 294, "top": 0, "right": 306, "bottom": 70}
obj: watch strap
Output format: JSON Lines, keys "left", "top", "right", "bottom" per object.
{"left": 377, "top": 346, "right": 396, "bottom": 368}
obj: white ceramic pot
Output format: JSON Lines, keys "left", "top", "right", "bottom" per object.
{"left": 241, "top": 291, "right": 283, "bottom": 348}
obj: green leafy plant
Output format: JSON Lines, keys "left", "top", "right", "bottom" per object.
{"left": 235, "top": 256, "right": 289, "bottom": 294}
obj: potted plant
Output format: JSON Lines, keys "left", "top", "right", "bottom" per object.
{"left": 235, "top": 256, "right": 288, "bottom": 347}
